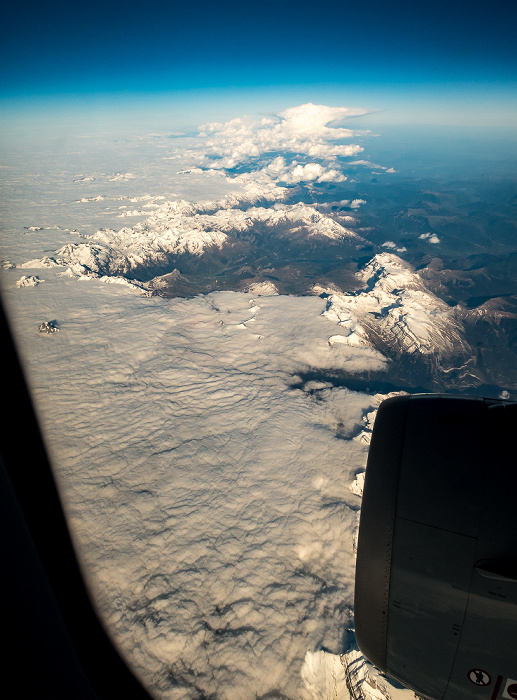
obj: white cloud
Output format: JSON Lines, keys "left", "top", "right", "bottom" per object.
{"left": 198, "top": 103, "right": 366, "bottom": 177}
{"left": 382, "top": 241, "right": 407, "bottom": 253}
{"left": 349, "top": 159, "right": 395, "bottom": 173}
{"left": 264, "top": 156, "right": 346, "bottom": 184}
{"left": 281, "top": 163, "right": 346, "bottom": 184}
{"left": 277, "top": 103, "right": 368, "bottom": 137}
{"left": 9, "top": 275, "right": 383, "bottom": 698}
{"left": 419, "top": 232, "right": 441, "bottom": 244}
{"left": 173, "top": 104, "right": 395, "bottom": 194}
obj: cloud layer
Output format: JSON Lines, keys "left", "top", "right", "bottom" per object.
{"left": 2, "top": 105, "right": 397, "bottom": 699}
{"left": 11, "top": 277, "right": 384, "bottom": 698}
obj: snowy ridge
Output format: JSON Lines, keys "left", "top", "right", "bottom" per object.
{"left": 461, "top": 296, "right": 517, "bottom": 322}
{"left": 23, "top": 198, "right": 364, "bottom": 280}
{"left": 16, "top": 274, "right": 43, "bottom": 287}
{"left": 340, "top": 645, "right": 415, "bottom": 699}
{"left": 244, "top": 280, "right": 279, "bottom": 295}
{"left": 193, "top": 169, "right": 289, "bottom": 204}
{"left": 109, "top": 172, "right": 136, "bottom": 182}
{"left": 323, "top": 253, "right": 470, "bottom": 360}
{"left": 20, "top": 256, "right": 62, "bottom": 268}
{"left": 75, "top": 195, "right": 105, "bottom": 203}
{"left": 166, "top": 201, "right": 364, "bottom": 241}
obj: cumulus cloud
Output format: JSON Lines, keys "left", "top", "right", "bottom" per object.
{"left": 198, "top": 103, "right": 366, "bottom": 176}
{"left": 382, "top": 241, "right": 407, "bottom": 253}
{"left": 419, "top": 232, "right": 441, "bottom": 244}
{"left": 165, "top": 104, "right": 395, "bottom": 196}
{"left": 263, "top": 156, "right": 346, "bottom": 184}
{"left": 277, "top": 103, "right": 368, "bottom": 137}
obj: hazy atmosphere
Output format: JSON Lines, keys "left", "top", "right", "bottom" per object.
{"left": 1, "top": 1, "right": 516, "bottom": 698}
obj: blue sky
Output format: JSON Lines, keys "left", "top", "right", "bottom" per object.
{"left": 1, "top": 0, "right": 516, "bottom": 128}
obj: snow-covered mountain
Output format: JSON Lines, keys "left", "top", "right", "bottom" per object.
{"left": 26, "top": 199, "right": 366, "bottom": 280}
{"left": 322, "top": 252, "right": 470, "bottom": 359}
{"left": 20, "top": 214, "right": 477, "bottom": 383}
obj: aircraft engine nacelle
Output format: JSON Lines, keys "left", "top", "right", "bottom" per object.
{"left": 354, "top": 394, "right": 517, "bottom": 700}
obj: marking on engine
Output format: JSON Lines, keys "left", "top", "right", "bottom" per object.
{"left": 468, "top": 669, "right": 492, "bottom": 687}
{"left": 503, "top": 679, "right": 517, "bottom": 699}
